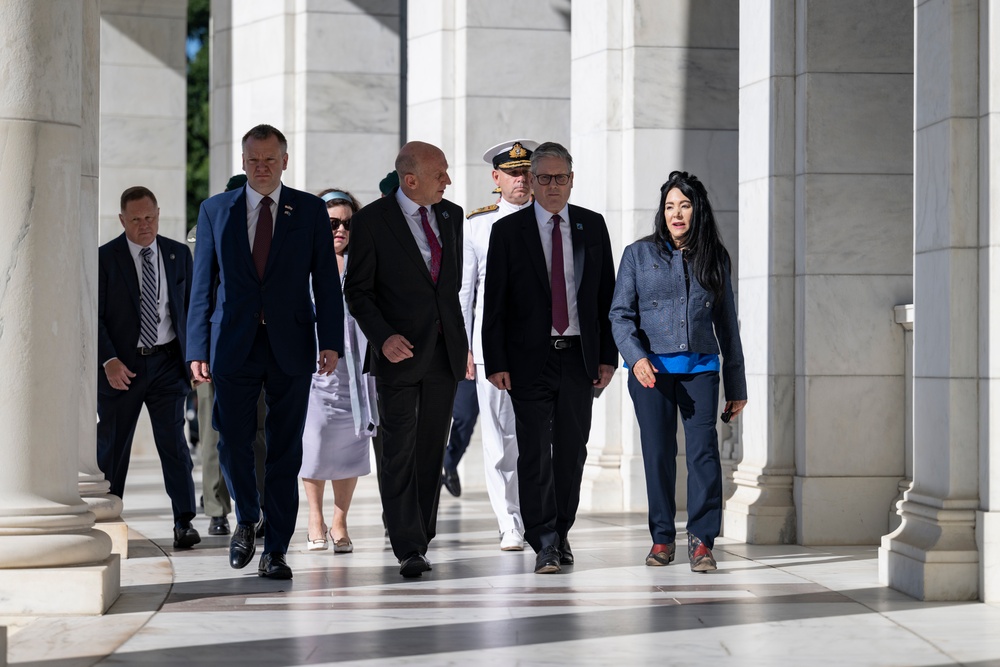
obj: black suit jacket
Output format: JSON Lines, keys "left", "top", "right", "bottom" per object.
{"left": 97, "top": 233, "right": 193, "bottom": 395}
{"left": 343, "top": 191, "right": 468, "bottom": 384}
{"left": 482, "top": 204, "right": 618, "bottom": 386}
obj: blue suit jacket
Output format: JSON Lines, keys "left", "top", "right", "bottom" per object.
{"left": 186, "top": 184, "right": 343, "bottom": 376}
{"left": 97, "top": 233, "right": 192, "bottom": 395}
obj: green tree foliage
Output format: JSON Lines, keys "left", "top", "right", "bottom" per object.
{"left": 186, "top": 0, "right": 210, "bottom": 232}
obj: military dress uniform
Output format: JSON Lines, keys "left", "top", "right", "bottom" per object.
{"left": 458, "top": 140, "right": 537, "bottom": 550}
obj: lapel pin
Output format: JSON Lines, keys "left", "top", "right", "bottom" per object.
{"left": 576, "top": 222, "right": 583, "bottom": 230}
{"left": 441, "top": 211, "right": 449, "bottom": 220}
{"left": 169, "top": 253, "right": 175, "bottom": 260}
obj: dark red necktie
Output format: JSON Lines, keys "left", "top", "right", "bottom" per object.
{"left": 252, "top": 196, "right": 273, "bottom": 279}
{"left": 550, "top": 215, "right": 569, "bottom": 334}
{"left": 419, "top": 206, "right": 442, "bottom": 283}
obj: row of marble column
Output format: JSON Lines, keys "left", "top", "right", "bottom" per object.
{"left": 1, "top": 0, "right": 998, "bottom": 615}
{"left": 0, "top": 0, "right": 120, "bottom": 614}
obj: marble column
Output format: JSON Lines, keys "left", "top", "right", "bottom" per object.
{"left": 406, "top": 0, "right": 571, "bottom": 214}
{"left": 0, "top": 0, "right": 118, "bottom": 615}
{"left": 723, "top": 0, "right": 798, "bottom": 543}
{"left": 80, "top": 0, "right": 127, "bottom": 557}
{"left": 880, "top": 0, "right": 979, "bottom": 600}
{"left": 570, "top": 0, "right": 739, "bottom": 512}
{"left": 211, "top": 1, "right": 400, "bottom": 202}
{"left": 728, "top": 0, "right": 912, "bottom": 544}
{"left": 980, "top": 0, "right": 1000, "bottom": 604}
{"left": 99, "top": 0, "right": 189, "bottom": 461}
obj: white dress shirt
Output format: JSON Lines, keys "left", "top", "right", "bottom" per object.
{"left": 125, "top": 237, "right": 176, "bottom": 346}
{"left": 534, "top": 201, "right": 580, "bottom": 336}
{"left": 246, "top": 182, "right": 282, "bottom": 249}
{"left": 395, "top": 189, "right": 442, "bottom": 274}
{"left": 460, "top": 196, "right": 532, "bottom": 362}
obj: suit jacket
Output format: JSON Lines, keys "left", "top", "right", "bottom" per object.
{"left": 482, "top": 204, "right": 618, "bottom": 386}
{"left": 97, "top": 233, "right": 192, "bottom": 395}
{"left": 186, "top": 184, "right": 343, "bottom": 376}
{"left": 342, "top": 191, "right": 468, "bottom": 385}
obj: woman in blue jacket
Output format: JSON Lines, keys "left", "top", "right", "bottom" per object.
{"left": 609, "top": 171, "right": 747, "bottom": 572}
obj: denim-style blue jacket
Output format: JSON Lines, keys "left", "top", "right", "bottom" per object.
{"left": 609, "top": 239, "right": 747, "bottom": 399}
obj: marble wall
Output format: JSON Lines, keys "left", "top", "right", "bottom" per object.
{"left": 99, "top": 0, "right": 188, "bottom": 242}
{"left": 211, "top": 0, "right": 400, "bottom": 206}
{"left": 406, "top": 0, "right": 572, "bottom": 214}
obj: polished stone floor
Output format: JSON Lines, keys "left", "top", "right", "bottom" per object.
{"left": 4, "top": 456, "right": 1000, "bottom": 666}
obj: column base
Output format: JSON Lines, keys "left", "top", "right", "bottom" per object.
{"left": 977, "top": 510, "right": 1000, "bottom": 602}
{"left": 579, "top": 454, "right": 624, "bottom": 512}
{"left": 93, "top": 519, "right": 129, "bottom": 558}
{"left": 723, "top": 466, "right": 795, "bottom": 544}
{"left": 879, "top": 493, "right": 978, "bottom": 600}
{"left": 0, "top": 554, "right": 120, "bottom": 614}
{"left": 794, "top": 475, "right": 901, "bottom": 544}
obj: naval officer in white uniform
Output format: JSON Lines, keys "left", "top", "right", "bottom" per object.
{"left": 459, "top": 139, "right": 538, "bottom": 551}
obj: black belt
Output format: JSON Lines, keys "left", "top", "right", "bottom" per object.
{"left": 137, "top": 340, "right": 177, "bottom": 356}
{"left": 550, "top": 336, "right": 580, "bottom": 350}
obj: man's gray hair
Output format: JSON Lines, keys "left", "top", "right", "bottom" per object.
{"left": 530, "top": 142, "right": 573, "bottom": 172}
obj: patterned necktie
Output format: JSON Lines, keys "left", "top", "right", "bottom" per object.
{"left": 550, "top": 215, "right": 569, "bottom": 334}
{"left": 139, "top": 246, "right": 159, "bottom": 348}
{"left": 418, "top": 206, "right": 442, "bottom": 283}
{"left": 252, "top": 196, "right": 274, "bottom": 279}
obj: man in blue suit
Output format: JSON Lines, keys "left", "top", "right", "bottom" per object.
{"left": 187, "top": 124, "right": 343, "bottom": 580}
{"left": 97, "top": 186, "right": 200, "bottom": 550}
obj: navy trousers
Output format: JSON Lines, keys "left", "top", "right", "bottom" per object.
{"left": 212, "top": 324, "right": 311, "bottom": 554}
{"left": 627, "top": 370, "right": 721, "bottom": 549}
{"left": 442, "top": 378, "right": 480, "bottom": 471}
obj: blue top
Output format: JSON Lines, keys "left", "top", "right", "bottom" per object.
{"left": 624, "top": 351, "right": 720, "bottom": 374}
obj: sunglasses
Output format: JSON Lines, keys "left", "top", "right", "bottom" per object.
{"left": 330, "top": 218, "right": 351, "bottom": 231}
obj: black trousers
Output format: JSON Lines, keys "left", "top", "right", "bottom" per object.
{"left": 96, "top": 342, "right": 196, "bottom": 524}
{"left": 376, "top": 336, "right": 458, "bottom": 560}
{"left": 509, "top": 346, "right": 595, "bottom": 553}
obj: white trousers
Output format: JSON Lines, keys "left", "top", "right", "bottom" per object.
{"left": 475, "top": 367, "right": 523, "bottom": 534}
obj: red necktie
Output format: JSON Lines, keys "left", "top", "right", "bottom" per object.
{"left": 419, "top": 206, "right": 442, "bottom": 283}
{"left": 550, "top": 215, "right": 569, "bottom": 334}
{"left": 252, "top": 196, "right": 273, "bottom": 279}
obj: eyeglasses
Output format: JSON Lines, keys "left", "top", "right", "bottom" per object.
{"left": 330, "top": 218, "right": 351, "bottom": 231}
{"left": 533, "top": 173, "right": 571, "bottom": 186}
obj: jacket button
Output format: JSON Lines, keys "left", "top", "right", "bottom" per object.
{"left": 680, "top": 297, "right": 685, "bottom": 303}
{"left": 253, "top": 312, "right": 260, "bottom": 320}
{"left": 680, "top": 321, "right": 685, "bottom": 327}
{"left": 652, "top": 263, "right": 659, "bottom": 269}
{"left": 705, "top": 301, "right": 711, "bottom": 307}
{"left": 680, "top": 344, "right": 687, "bottom": 350}
{"left": 652, "top": 300, "right": 657, "bottom": 307}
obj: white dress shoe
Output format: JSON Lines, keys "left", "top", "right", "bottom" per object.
{"left": 500, "top": 529, "right": 525, "bottom": 551}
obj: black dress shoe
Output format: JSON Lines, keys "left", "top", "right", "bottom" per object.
{"left": 399, "top": 552, "right": 431, "bottom": 578}
{"left": 559, "top": 537, "right": 574, "bottom": 565}
{"left": 441, "top": 468, "right": 461, "bottom": 497}
{"left": 534, "top": 545, "right": 561, "bottom": 574}
{"left": 229, "top": 522, "right": 256, "bottom": 569}
{"left": 173, "top": 522, "right": 201, "bottom": 549}
{"left": 258, "top": 552, "right": 293, "bottom": 580}
{"left": 208, "top": 516, "right": 230, "bottom": 536}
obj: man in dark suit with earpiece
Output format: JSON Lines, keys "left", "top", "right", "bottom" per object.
{"left": 97, "top": 185, "right": 200, "bottom": 550}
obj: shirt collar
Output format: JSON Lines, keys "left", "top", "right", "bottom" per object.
{"left": 395, "top": 188, "right": 426, "bottom": 219}
{"left": 534, "top": 201, "right": 569, "bottom": 227}
{"left": 246, "top": 182, "right": 282, "bottom": 210}
{"left": 125, "top": 236, "right": 156, "bottom": 261}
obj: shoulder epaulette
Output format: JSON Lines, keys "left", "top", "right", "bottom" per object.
{"left": 467, "top": 203, "right": 499, "bottom": 220}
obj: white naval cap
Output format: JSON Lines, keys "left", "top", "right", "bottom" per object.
{"left": 482, "top": 139, "right": 539, "bottom": 169}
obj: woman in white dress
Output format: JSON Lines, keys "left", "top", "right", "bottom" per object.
{"left": 300, "top": 188, "right": 377, "bottom": 553}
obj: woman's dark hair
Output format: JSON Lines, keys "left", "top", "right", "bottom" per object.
{"left": 647, "top": 171, "right": 731, "bottom": 300}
